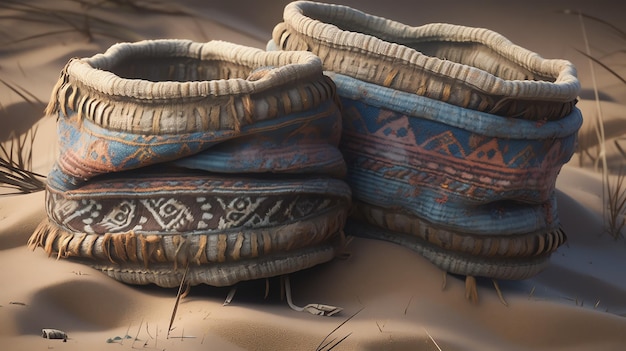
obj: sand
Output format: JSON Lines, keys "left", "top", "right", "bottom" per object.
{"left": 1, "top": 1, "right": 625, "bottom": 350}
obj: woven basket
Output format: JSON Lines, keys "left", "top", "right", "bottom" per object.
{"left": 270, "top": 1, "right": 583, "bottom": 284}
{"left": 271, "top": 1, "right": 580, "bottom": 121}
{"left": 29, "top": 39, "right": 351, "bottom": 287}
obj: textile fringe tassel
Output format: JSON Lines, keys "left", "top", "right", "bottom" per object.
{"left": 492, "top": 279, "right": 508, "bottom": 306}
{"left": 27, "top": 219, "right": 60, "bottom": 257}
{"left": 28, "top": 219, "right": 194, "bottom": 267}
{"left": 465, "top": 275, "right": 478, "bottom": 304}
{"left": 463, "top": 277, "right": 508, "bottom": 306}
{"left": 45, "top": 61, "right": 71, "bottom": 117}
{"left": 46, "top": 59, "right": 90, "bottom": 120}
{"left": 355, "top": 203, "right": 567, "bottom": 259}
{"left": 442, "top": 270, "right": 508, "bottom": 306}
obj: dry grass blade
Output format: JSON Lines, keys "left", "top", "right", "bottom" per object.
{"left": 167, "top": 263, "right": 189, "bottom": 339}
{"left": 0, "top": 0, "right": 144, "bottom": 46}
{"left": 0, "top": 159, "right": 46, "bottom": 194}
{"left": 315, "top": 307, "right": 362, "bottom": 351}
{"left": 0, "top": 68, "right": 47, "bottom": 196}
{"left": 319, "top": 332, "right": 352, "bottom": 351}
{"left": 614, "top": 139, "right": 626, "bottom": 159}
{"left": 562, "top": 9, "right": 626, "bottom": 40}
{"left": 4, "top": 1, "right": 92, "bottom": 34}
{"left": 131, "top": 318, "right": 143, "bottom": 348}
{"left": 0, "top": 78, "right": 44, "bottom": 109}
{"left": 404, "top": 295, "right": 414, "bottom": 315}
{"left": 564, "top": 9, "right": 626, "bottom": 173}
{"left": 606, "top": 168, "right": 626, "bottom": 239}
{"left": 575, "top": 49, "right": 626, "bottom": 85}
{"left": 76, "top": 0, "right": 193, "bottom": 16}
{"left": 0, "top": 0, "right": 213, "bottom": 53}
{"left": 423, "top": 327, "right": 443, "bottom": 351}
{"left": 575, "top": 9, "right": 615, "bottom": 238}
{"left": 0, "top": 1, "right": 92, "bottom": 43}
{"left": 574, "top": 10, "right": 626, "bottom": 239}
{"left": 575, "top": 119, "right": 602, "bottom": 168}
{"left": 7, "top": 29, "right": 88, "bottom": 46}
{"left": 0, "top": 127, "right": 46, "bottom": 196}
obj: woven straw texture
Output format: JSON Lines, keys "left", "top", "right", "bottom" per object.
{"left": 30, "top": 39, "right": 351, "bottom": 288}
{"left": 272, "top": 1, "right": 580, "bottom": 121}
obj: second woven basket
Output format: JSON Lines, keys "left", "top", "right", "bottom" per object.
{"left": 270, "top": 0, "right": 583, "bottom": 301}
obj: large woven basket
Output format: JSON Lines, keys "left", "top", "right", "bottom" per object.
{"left": 29, "top": 39, "right": 351, "bottom": 288}
{"left": 270, "top": 1, "right": 583, "bottom": 291}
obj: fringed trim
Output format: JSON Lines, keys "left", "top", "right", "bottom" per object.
{"left": 90, "top": 243, "right": 337, "bottom": 288}
{"left": 345, "top": 218, "right": 551, "bottom": 281}
{"left": 45, "top": 59, "right": 74, "bottom": 118}
{"left": 29, "top": 207, "right": 347, "bottom": 269}
{"left": 352, "top": 202, "right": 566, "bottom": 259}
{"left": 275, "top": 2, "right": 580, "bottom": 121}
{"left": 45, "top": 40, "right": 340, "bottom": 134}
{"left": 442, "top": 275, "right": 507, "bottom": 305}
{"left": 345, "top": 217, "right": 546, "bottom": 304}
{"left": 465, "top": 276, "right": 479, "bottom": 304}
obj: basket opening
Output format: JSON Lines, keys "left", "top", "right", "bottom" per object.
{"left": 109, "top": 57, "right": 253, "bottom": 82}
{"left": 305, "top": 10, "right": 555, "bottom": 83}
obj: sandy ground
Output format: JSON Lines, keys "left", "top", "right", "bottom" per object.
{"left": 1, "top": 1, "right": 626, "bottom": 350}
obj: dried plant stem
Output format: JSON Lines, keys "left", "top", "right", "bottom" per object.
{"left": 315, "top": 308, "right": 362, "bottom": 351}
{"left": 606, "top": 169, "right": 626, "bottom": 239}
{"left": 0, "top": 128, "right": 46, "bottom": 195}
{"left": 563, "top": 9, "right": 626, "bottom": 40}
{"left": 283, "top": 276, "right": 342, "bottom": 316}
{"left": 0, "top": 78, "right": 44, "bottom": 108}
{"left": 423, "top": 327, "right": 443, "bottom": 351}
{"left": 131, "top": 318, "right": 143, "bottom": 348}
{"left": 167, "top": 263, "right": 189, "bottom": 339}
{"left": 579, "top": 10, "right": 611, "bottom": 232}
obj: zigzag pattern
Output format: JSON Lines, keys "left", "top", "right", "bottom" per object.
{"left": 47, "top": 188, "right": 340, "bottom": 236}
{"left": 340, "top": 101, "right": 576, "bottom": 206}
